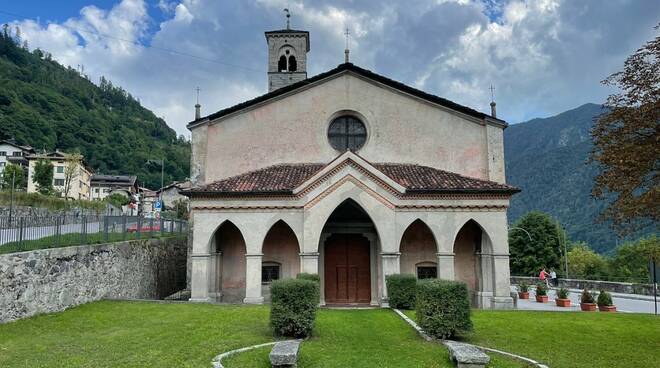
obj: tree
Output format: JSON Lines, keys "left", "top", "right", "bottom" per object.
{"left": 509, "top": 211, "right": 564, "bottom": 276}
{"left": 610, "top": 235, "right": 660, "bottom": 283}
{"left": 63, "top": 152, "right": 83, "bottom": 199}
{"left": 567, "top": 243, "right": 609, "bottom": 281}
{"left": 32, "top": 159, "right": 54, "bottom": 195}
{"left": 104, "top": 193, "right": 131, "bottom": 208}
{"left": 591, "top": 25, "right": 659, "bottom": 233}
{"left": 1, "top": 163, "right": 25, "bottom": 190}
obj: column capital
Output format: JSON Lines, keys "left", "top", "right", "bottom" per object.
{"left": 300, "top": 252, "right": 320, "bottom": 258}
{"left": 245, "top": 253, "right": 264, "bottom": 258}
{"left": 436, "top": 252, "right": 455, "bottom": 257}
{"left": 479, "top": 252, "right": 510, "bottom": 258}
{"left": 191, "top": 253, "right": 212, "bottom": 258}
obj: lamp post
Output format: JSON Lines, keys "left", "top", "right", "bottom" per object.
{"left": 146, "top": 158, "right": 164, "bottom": 200}
{"left": 9, "top": 169, "right": 15, "bottom": 226}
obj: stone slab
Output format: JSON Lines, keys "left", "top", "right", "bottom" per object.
{"left": 269, "top": 340, "right": 301, "bottom": 367}
{"left": 444, "top": 340, "right": 490, "bottom": 367}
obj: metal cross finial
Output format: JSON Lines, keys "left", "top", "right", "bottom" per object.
{"left": 489, "top": 84, "right": 495, "bottom": 102}
{"left": 344, "top": 27, "right": 350, "bottom": 49}
{"left": 283, "top": 8, "right": 291, "bottom": 29}
{"left": 195, "top": 87, "right": 201, "bottom": 104}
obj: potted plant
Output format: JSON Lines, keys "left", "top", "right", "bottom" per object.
{"left": 555, "top": 287, "right": 571, "bottom": 307}
{"left": 597, "top": 290, "right": 616, "bottom": 312}
{"left": 535, "top": 283, "right": 548, "bottom": 303}
{"left": 580, "top": 289, "right": 597, "bottom": 311}
{"left": 518, "top": 281, "right": 530, "bottom": 299}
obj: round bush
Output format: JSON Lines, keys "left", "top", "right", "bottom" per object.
{"left": 597, "top": 290, "right": 613, "bottom": 307}
{"left": 296, "top": 273, "right": 320, "bottom": 283}
{"left": 270, "top": 278, "right": 320, "bottom": 338}
{"left": 386, "top": 274, "right": 417, "bottom": 309}
{"left": 415, "top": 279, "right": 472, "bottom": 339}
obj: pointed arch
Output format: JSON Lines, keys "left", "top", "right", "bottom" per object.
{"left": 288, "top": 55, "right": 297, "bottom": 71}
{"left": 453, "top": 219, "right": 491, "bottom": 292}
{"left": 211, "top": 220, "right": 247, "bottom": 302}
{"left": 278, "top": 55, "right": 287, "bottom": 71}
{"left": 399, "top": 219, "right": 438, "bottom": 278}
{"left": 262, "top": 220, "right": 301, "bottom": 282}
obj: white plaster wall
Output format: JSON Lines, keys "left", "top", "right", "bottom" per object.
{"left": 201, "top": 73, "right": 500, "bottom": 183}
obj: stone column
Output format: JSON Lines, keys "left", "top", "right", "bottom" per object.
{"left": 300, "top": 252, "right": 320, "bottom": 274}
{"left": 436, "top": 252, "right": 455, "bottom": 280}
{"left": 491, "top": 253, "right": 514, "bottom": 309}
{"left": 243, "top": 253, "right": 264, "bottom": 304}
{"left": 380, "top": 252, "right": 400, "bottom": 307}
{"left": 190, "top": 253, "right": 211, "bottom": 302}
{"left": 475, "top": 252, "right": 494, "bottom": 308}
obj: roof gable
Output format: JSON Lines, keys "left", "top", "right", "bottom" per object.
{"left": 188, "top": 63, "right": 506, "bottom": 129}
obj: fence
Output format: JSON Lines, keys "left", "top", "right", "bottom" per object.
{"left": 0, "top": 215, "right": 187, "bottom": 254}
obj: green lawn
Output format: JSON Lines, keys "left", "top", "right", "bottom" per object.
{"left": 0, "top": 232, "right": 184, "bottom": 254}
{"left": 0, "top": 301, "right": 522, "bottom": 368}
{"left": 404, "top": 310, "right": 660, "bottom": 368}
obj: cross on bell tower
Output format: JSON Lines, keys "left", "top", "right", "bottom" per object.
{"left": 489, "top": 84, "right": 497, "bottom": 118}
{"left": 344, "top": 27, "right": 351, "bottom": 63}
{"left": 265, "top": 11, "right": 310, "bottom": 92}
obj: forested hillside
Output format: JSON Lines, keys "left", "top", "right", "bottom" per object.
{"left": 0, "top": 27, "right": 189, "bottom": 189}
{"left": 505, "top": 103, "right": 654, "bottom": 254}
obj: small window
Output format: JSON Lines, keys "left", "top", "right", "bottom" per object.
{"left": 288, "top": 55, "right": 297, "bottom": 72}
{"left": 54, "top": 179, "right": 65, "bottom": 186}
{"left": 262, "top": 263, "right": 280, "bottom": 283}
{"left": 417, "top": 265, "right": 437, "bottom": 280}
{"left": 278, "top": 55, "right": 287, "bottom": 72}
{"left": 56, "top": 166, "right": 64, "bottom": 173}
{"left": 0, "top": 152, "right": 6, "bottom": 156}
{"left": 328, "top": 115, "right": 367, "bottom": 151}
{"left": 12, "top": 151, "right": 22, "bottom": 156}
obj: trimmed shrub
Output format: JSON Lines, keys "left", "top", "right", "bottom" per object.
{"left": 581, "top": 288, "right": 595, "bottom": 304}
{"left": 386, "top": 274, "right": 417, "bottom": 309}
{"left": 557, "top": 287, "right": 569, "bottom": 299}
{"left": 270, "top": 278, "right": 320, "bottom": 338}
{"left": 597, "top": 290, "right": 613, "bottom": 307}
{"left": 415, "top": 279, "right": 472, "bottom": 339}
{"left": 518, "top": 281, "right": 529, "bottom": 292}
{"left": 296, "top": 273, "right": 320, "bottom": 283}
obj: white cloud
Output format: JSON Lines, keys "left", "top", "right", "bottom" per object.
{"left": 10, "top": 0, "right": 660, "bottom": 136}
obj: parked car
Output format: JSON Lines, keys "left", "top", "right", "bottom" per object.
{"left": 126, "top": 224, "right": 161, "bottom": 233}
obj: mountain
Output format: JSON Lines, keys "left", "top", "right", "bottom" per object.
{"left": 0, "top": 29, "right": 190, "bottom": 190}
{"left": 505, "top": 103, "right": 653, "bottom": 254}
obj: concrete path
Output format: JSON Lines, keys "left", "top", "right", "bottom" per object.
{"left": 512, "top": 286, "right": 659, "bottom": 314}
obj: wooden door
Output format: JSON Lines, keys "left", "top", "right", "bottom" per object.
{"left": 324, "top": 234, "right": 371, "bottom": 304}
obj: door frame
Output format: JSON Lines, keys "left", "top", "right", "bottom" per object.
{"left": 319, "top": 226, "right": 379, "bottom": 306}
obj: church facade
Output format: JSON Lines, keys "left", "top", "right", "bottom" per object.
{"left": 184, "top": 25, "right": 519, "bottom": 309}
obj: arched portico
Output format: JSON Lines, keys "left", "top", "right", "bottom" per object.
{"left": 261, "top": 220, "right": 301, "bottom": 301}
{"left": 399, "top": 219, "right": 438, "bottom": 279}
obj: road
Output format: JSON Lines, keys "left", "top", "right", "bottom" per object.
{"left": 0, "top": 222, "right": 102, "bottom": 246}
{"left": 512, "top": 285, "right": 659, "bottom": 314}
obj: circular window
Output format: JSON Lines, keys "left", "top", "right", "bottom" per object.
{"left": 328, "top": 115, "right": 367, "bottom": 151}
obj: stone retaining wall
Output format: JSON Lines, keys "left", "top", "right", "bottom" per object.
{"left": 511, "top": 276, "right": 654, "bottom": 295}
{"left": 0, "top": 237, "right": 187, "bottom": 323}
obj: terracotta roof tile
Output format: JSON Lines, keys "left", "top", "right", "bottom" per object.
{"left": 185, "top": 162, "right": 519, "bottom": 196}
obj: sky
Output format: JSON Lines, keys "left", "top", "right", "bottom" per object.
{"left": 1, "top": 0, "right": 658, "bottom": 137}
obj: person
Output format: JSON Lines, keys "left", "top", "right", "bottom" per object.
{"left": 539, "top": 267, "right": 549, "bottom": 287}
{"left": 549, "top": 269, "right": 557, "bottom": 287}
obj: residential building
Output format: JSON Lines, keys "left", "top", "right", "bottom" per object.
{"left": 0, "top": 139, "right": 35, "bottom": 180}
{"left": 90, "top": 175, "right": 138, "bottom": 201}
{"left": 26, "top": 151, "right": 92, "bottom": 200}
{"left": 158, "top": 180, "right": 191, "bottom": 209}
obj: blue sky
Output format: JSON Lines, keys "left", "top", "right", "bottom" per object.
{"left": 1, "top": 0, "right": 658, "bottom": 136}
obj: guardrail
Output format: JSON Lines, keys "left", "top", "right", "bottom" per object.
{"left": 0, "top": 215, "right": 187, "bottom": 254}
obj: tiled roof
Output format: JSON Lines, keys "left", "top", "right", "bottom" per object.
{"left": 185, "top": 162, "right": 518, "bottom": 196}
{"left": 187, "top": 63, "right": 505, "bottom": 129}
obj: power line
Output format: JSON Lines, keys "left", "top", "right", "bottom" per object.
{"left": 0, "top": 9, "right": 262, "bottom": 72}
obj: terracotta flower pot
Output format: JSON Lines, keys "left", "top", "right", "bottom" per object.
{"left": 598, "top": 305, "right": 617, "bottom": 312}
{"left": 518, "top": 291, "right": 529, "bottom": 299}
{"left": 536, "top": 295, "right": 548, "bottom": 303}
{"left": 555, "top": 298, "right": 571, "bottom": 307}
{"left": 580, "top": 303, "right": 597, "bottom": 311}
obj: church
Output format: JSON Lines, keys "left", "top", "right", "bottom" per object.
{"left": 184, "top": 21, "right": 519, "bottom": 309}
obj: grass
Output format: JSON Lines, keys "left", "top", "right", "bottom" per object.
{"left": 403, "top": 309, "right": 660, "bottom": 368}
{"left": 0, "top": 232, "right": 184, "bottom": 254}
{"left": 0, "top": 301, "right": 523, "bottom": 368}
{"left": 0, "top": 190, "right": 106, "bottom": 212}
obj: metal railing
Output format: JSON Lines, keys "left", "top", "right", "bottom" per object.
{"left": 0, "top": 215, "right": 187, "bottom": 254}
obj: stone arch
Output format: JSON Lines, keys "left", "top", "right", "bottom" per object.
{"left": 211, "top": 220, "right": 247, "bottom": 302}
{"left": 288, "top": 55, "right": 297, "bottom": 71}
{"left": 278, "top": 55, "right": 287, "bottom": 71}
{"left": 262, "top": 220, "right": 301, "bottom": 281}
{"left": 452, "top": 219, "right": 492, "bottom": 292}
{"left": 399, "top": 219, "right": 438, "bottom": 278}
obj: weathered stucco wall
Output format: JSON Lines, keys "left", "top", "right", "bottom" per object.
{"left": 202, "top": 73, "right": 501, "bottom": 183}
{"left": 0, "top": 237, "right": 187, "bottom": 324}
{"left": 454, "top": 222, "right": 480, "bottom": 291}
{"left": 400, "top": 220, "right": 437, "bottom": 276}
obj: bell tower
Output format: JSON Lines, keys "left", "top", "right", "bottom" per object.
{"left": 265, "top": 10, "right": 310, "bottom": 92}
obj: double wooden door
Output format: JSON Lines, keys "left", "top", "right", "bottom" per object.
{"left": 324, "top": 234, "right": 371, "bottom": 304}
